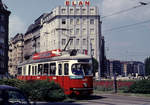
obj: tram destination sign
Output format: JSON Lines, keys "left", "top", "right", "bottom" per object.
{"left": 65, "top": 0, "right": 90, "bottom": 6}
{"left": 32, "top": 49, "right": 61, "bottom": 60}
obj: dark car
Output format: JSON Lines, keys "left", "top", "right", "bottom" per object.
{"left": 0, "top": 85, "right": 32, "bottom": 105}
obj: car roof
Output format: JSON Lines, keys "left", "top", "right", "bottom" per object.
{"left": 0, "top": 85, "right": 19, "bottom": 91}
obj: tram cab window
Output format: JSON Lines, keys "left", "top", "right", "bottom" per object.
{"left": 72, "top": 64, "right": 92, "bottom": 76}
{"left": 58, "top": 64, "right": 62, "bottom": 75}
{"left": 38, "top": 64, "right": 43, "bottom": 75}
{"left": 64, "top": 63, "right": 69, "bottom": 75}
{"left": 44, "top": 63, "right": 48, "bottom": 75}
{"left": 50, "top": 63, "right": 56, "bottom": 75}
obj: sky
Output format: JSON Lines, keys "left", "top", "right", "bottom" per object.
{"left": 3, "top": 0, "right": 150, "bottom": 62}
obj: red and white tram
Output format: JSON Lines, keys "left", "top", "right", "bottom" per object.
{"left": 17, "top": 50, "right": 93, "bottom": 95}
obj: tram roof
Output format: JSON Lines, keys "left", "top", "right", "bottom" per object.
{"left": 19, "top": 53, "right": 91, "bottom": 66}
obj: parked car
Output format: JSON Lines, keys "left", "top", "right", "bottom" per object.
{"left": 0, "top": 85, "right": 33, "bottom": 105}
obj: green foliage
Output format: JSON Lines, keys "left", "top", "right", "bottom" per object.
{"left": 94, "top": 85, "right": 113, "bottom": 91}
{"left": 19, "top": 80, "right": 66, "bottom": 101}
{"left": 145, "top": 56, "right": 150, "bottom": 76}
{"left": 118, "top": 86, "right": 129, "bottom": 93}
{"left": 128, "top": 80, "right": 150, "bottom": 94}
{"left": 0, "top": 79, "right": 66, "bottom": 101}
{"left": 92, "top": 58, "right": 98, "bottom": 73}
{"left": 0, "top": 79, "right": 24, "bottom": 88}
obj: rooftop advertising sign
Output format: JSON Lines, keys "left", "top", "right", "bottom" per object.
{"left": 65, "top": 0, "right": 90, "bottom": 6}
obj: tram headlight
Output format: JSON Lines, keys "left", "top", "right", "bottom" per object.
{"left": 83, "top": 83, "right": 88, "bottom": 87}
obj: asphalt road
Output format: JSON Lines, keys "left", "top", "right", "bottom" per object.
{"left": 35, "top": 94, "right": 150, "bottom": 105}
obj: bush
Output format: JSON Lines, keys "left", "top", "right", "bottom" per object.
{"left": 128, "top": 80, "right": 150, "bottom": 94}
{"left": 19, "top": 80, "right": 66, "bottom": 101}
{"left": 0, "top": 79, "right": 66, "bottom": 101}
{"left": 0, "top": 79, "right": 24, "bottom": 88}
{"left": 94, "top": 85, "right": 113, "bottom": 91}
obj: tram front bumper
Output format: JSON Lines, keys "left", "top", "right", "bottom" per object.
{"left": 70, "top": 88, "right": 93, "bottom": 91}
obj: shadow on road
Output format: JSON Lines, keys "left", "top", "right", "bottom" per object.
{"left": 70, "top": 95, "right": 106, "bottom": 101}
{"left": 36, "top": 95, "right": 106, "bottom": 105}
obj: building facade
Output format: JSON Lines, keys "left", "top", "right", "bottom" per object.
{"left": 23, "top": 14, "right": 46, "bottom": 61}
{"left": 40, "top": 5, "right": 102, "bottom": 64}
{"left": 8, "top": 33, "right": 24, "bottom": 76}
{"left": 0, "top": 0, "right": 11, "bottom": 78}
{"left": 106, "top": 60, "right": 145, "bottom": 78}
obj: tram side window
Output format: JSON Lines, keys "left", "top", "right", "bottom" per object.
{"left": 58, "top": 64, "right": 62, "bottom": 75}
{"left": 23, "top": 66, "right": 26, "bottom": 75}
{"left": 32, "top": 66, "right": 35, "bottom": 75}
{"left": 50, "top": 63, "right": 56, "bottom": 75}
{"left": 38, "top": 64, "right": 43, "bottom": 75}
{"left": 35, "top": 66, "right": 37, "bottom": 75}
{"left": 28, "top": 65, "right": 31, "bottom": 75}
{"left": 44, "top": 63, "right": 48, "bottom": 75}
{"left": 64, "top": 63, "right": 69, "bottom": 75}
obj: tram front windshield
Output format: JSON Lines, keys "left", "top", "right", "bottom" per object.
{"left": 72, "top": 63, "right": 92, "bottom": 76}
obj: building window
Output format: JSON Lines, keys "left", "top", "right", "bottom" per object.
{"left": 90, "top": 28, "right": 94, "bottom": 34}
{"left": 83, "top": 39, "right": 86, "bottom": 45}
{"left": 76, "top": 18, "right": 80, "bottom": 25}
{"left": 70, "top": 19, "right": 73, "bottom": 25}
{"left": 91, "top": 49, "right": 94, "bottom": 56}
{"left": 82, "top": 28, "right": 86, "bottom": 35}
{"left": 82, "top": 8, "right": 86, "bottom": 14}
{"left": 90, "top": 19, "right": 94, "bottom": 24}
{"left": 76, "top": 8, "right": 80, "bottom": 14}
{"left": 83, "top": 18, "right": 86, "bottom": 24}
{"left": 0, "top": 25, "right": 5, "bottom": 32}
{"left": 61, "top": 9, "right": 66, "bottom": 14}
{"left": 62, "top": 19, "right": 66, "bottom": 24}
{"left": 76, "top": 39, "right": 79, "bottom": 45}
{"left": 0, "top": 15, "right": 5, "bottom": 21}
{"left": 62, "top": 39, "right": 66, "bottom": 45}
{"left": 70, "top": 9, "right": 74, "bottom": 14}
{"left": 90, "top": 38, "right": 94, "bottom": 46}
{"left": 0, "top": 38, "right": 4, "bottom": 44}
{"left": 0, "top": 49, "right": 4, "bottom": 56}
{"left": 70, "top": 39, "right": 73, "bottom": 45}
{"left": 76, "top": 28, "right": 79, "bottom": 35}
{"left": 90, "top": 8, "right": 95, "bottom": 14}
{"left": 70, "top": 29, "right": 73, "bottom": 34}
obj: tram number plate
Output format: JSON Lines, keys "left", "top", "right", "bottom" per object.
{"left": 52, "top": 77, "right": 57, "bottom": 80}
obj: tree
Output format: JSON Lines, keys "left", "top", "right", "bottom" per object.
{"left": 145, "top": 57, "right": 150, "bottom": 76}
{"left": 92, "top": 58, "right": 98, "bottom": 76}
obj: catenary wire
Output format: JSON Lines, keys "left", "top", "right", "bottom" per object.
{"left": 103, "top": 19, "right": 150, "bottom": 32}
{"left": 101, "top": 1, "right": 150, "bottom": 19}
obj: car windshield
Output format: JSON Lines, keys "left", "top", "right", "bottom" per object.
{"left": 72, "top": 63, "right": 92, "bottom": 76}
{"left": 0, "top": 90, "right": 30, "bottom": 105}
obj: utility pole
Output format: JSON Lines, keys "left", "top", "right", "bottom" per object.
{"left": 113, "top": 71, "right": 117, "bottom": 93}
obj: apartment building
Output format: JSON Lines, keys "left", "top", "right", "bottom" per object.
{"left": 40, "top": 5, "right": 102, "bottom": 62}
{"left": 8, "top": 33, "right": 24, "bottom": 76}
{"left": 0, "top": 0, "right": 11, "bottom": 78}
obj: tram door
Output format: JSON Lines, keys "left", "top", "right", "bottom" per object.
{"left": 58, "top": 62, "right": 69, "bottom": 89}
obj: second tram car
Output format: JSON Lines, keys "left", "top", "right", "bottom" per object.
{"left": 17, "top": 50, "right": 93, "bottom": 95}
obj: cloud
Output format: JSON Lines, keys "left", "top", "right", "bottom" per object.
{"left": 9, "top": 15, "right": 26, "bottom": 38}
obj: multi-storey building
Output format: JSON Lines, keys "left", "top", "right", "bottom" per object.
{"left": 107, "top": 60, "right": 145, "bottom": 78}
{"left": 40, "top": 5, "right": 102, "bottom": 65}
{"left": 8, "top": 33, "right": 24, "bottom": 76}
{"left": 23, "top": 14, "right": 46, "bottom": 61}
{"left": 0, "top": 0, "right": 11, "bottom": 78}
